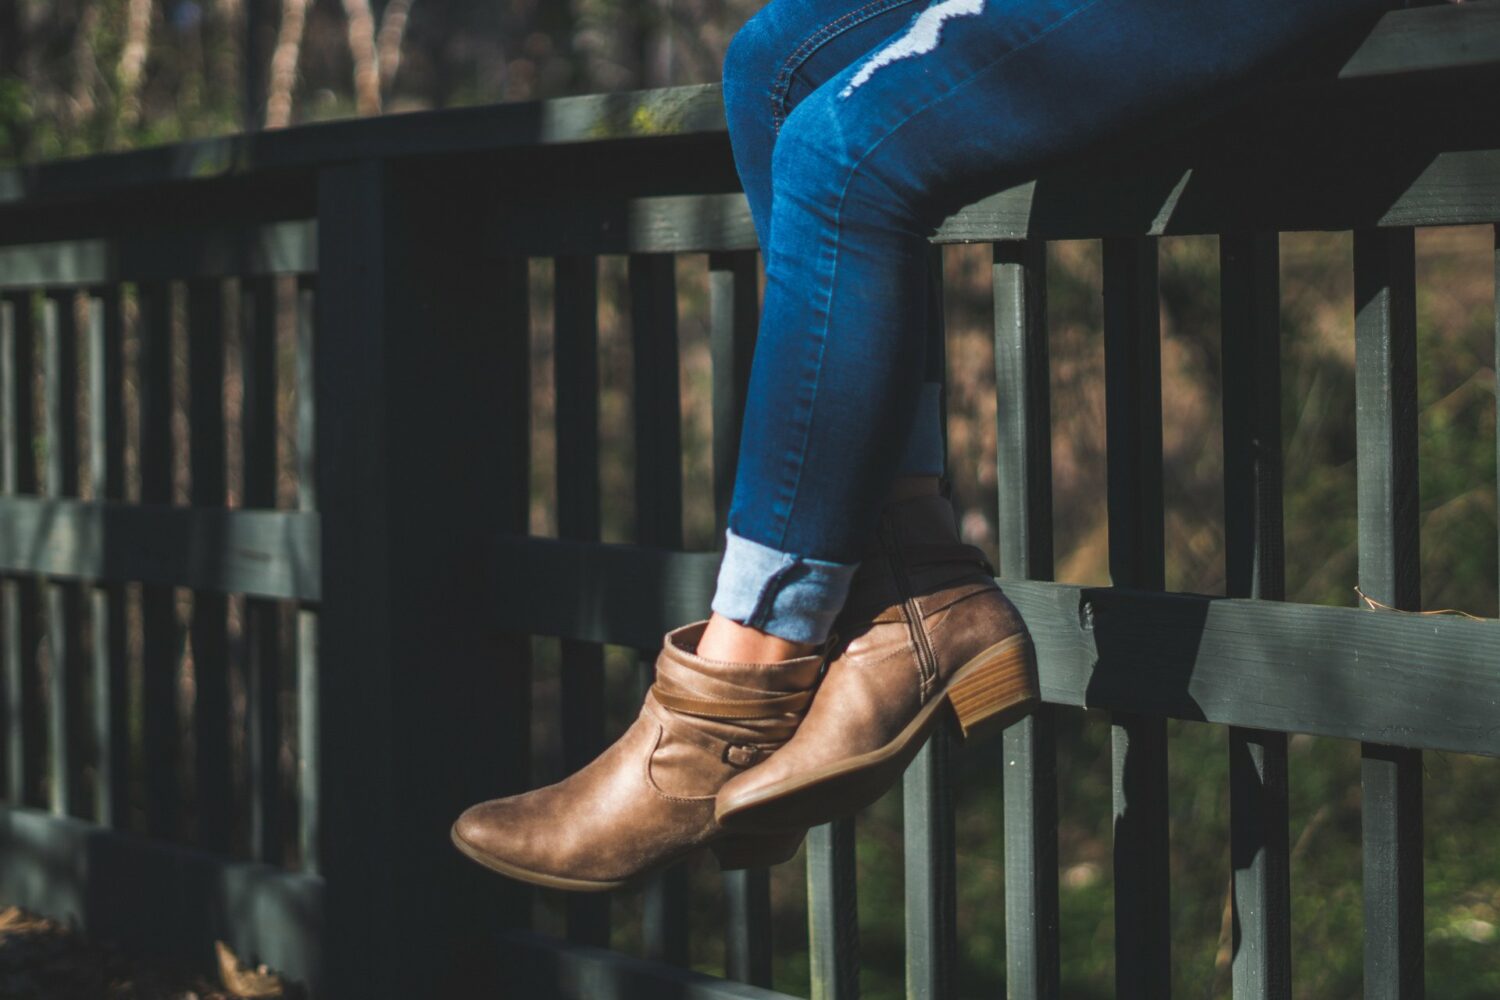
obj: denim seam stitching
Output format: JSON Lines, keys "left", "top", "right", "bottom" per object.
{"left": 769, "top": 0, "right": 922, "bottom": 134}
{"left": 745, "top": 555, "right": 795, "bottom": 629}
{"left": 773, "top": 0, "right": 1109, "bottom": 553}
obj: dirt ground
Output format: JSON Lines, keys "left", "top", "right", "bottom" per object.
{"left": 0, "top": 907, "right": 300, "bottom": 1000}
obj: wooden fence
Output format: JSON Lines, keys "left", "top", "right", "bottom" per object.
{"left": 0, "top": 2, "right": 1497, "bottom": 997}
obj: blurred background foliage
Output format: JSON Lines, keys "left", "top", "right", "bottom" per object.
{"left": 2, "top": 2, "right": 1496, "bottom": 998}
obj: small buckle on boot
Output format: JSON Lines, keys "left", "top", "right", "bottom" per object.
{"left": 723, "top": 744, "right": 762, "bottom": 767}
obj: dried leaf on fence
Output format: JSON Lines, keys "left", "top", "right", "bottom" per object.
{"left": 215, "top": 940, "right": 284, "bottom": 998}
{"left": 1353, "top": 585, "right": 1486, "bottom": 621}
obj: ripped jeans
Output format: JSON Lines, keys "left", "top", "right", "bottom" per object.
{"left": 710, "top": 0, "right": 1391, "bottom": 644}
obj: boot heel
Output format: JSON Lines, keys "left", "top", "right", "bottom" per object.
{"left": 712, "top": 831, "right": 804, "bottom": 871}
{"left": 946, "top": 636, "right": 1038, "bottom": 741}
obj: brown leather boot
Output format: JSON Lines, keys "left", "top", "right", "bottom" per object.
{"left": 714, "top": 492, "right": 1038, "bottom": 833}
{"left": 451, "top": 620, "right": 825, "bottom": 891}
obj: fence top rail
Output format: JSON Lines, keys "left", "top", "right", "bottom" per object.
{"left": 0, "top": 2, "right": 1495, "bottom": 216}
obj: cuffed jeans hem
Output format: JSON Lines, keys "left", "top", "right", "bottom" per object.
{"left": 710, "top": 527, "right": 859, "bottom": 645}
{"left": 895, "top": 381, "right": 945, "bottom": 477}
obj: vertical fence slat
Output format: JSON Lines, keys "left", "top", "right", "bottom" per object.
{"left": 905, "top": 245, "right": 956, "bottom": 1000}
{"left": 294, "top": 276, "right": 320, "bottom": 873}
{"left": 1102, "top": 236, "right": 1171, "bottom": 1000}
{"left": 905, "top": 734, "right": 956, "bottom": 1000}
{"left": 88, "top": 287, "right": 128, "bottom": 827}
{"left": 242, "top": 275, "right": 281, "bottom": 862}
{"left": 710, "top": 249, "right": 774, "bottom": 988}
{"left": 315, "top": 159, "right": 518, "bottom": 994}
{"left": 2, "top": 293, "right": 42, "bottom": 807}
{"left": 630, "top": 251, "right": 692, "bottom": 967}
{"left": 1353, "top": 226, "right": 1424, "bottom": 1000}
{"left": 553, "top": 252, "right": 610, "bottom": 948}
{"left": 993, "top": 239, "right": 1060, "bottom": 1000}
{"left": 1220, "top": 231, "right": 1292, "bottom": 1000}
{"left": 808, "top": 817, "right": 859, "bottom": 1000}
{"left": 43, "top": 291, "right": 84, "bottom": 817}
{"left": 495, "top": 256, "right": 533, "bottom": 928}
{"left": 138, "top": 280, "right": 179, "bottom": 839}
{"left": 187, "top": 278, "right": 231, "bottom": 852}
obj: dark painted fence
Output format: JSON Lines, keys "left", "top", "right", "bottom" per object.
{"left": 0, "top": 3, "right": 1497, "bottom": 998}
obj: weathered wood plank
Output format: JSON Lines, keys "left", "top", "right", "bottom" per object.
{"left": 905, "top": 734, "right": 956, "bottom": 1000}
{"left": 1220, "top": 231, "right": 1292, "bottom": 1000}
{"left": 293, "top": 277, "right": 320, "bottom": 874}
{"left": 241, "top": 275, "right": 281, "bottom": 862}
{"left": 490, "top": 258, "right": 532, "bottom": 928}
{"left": 553, "top": 252, "right": 610, "bottom": 949}
{"left": 500, "top": 928, "right": 801, "bottom": 1000}
{"left": 1102, "top": 236, "right": 1171, "bottom": 1000}
{"left": 1353, "top": 227, "right": 1424, "bottom": 1000}
{"left": 42, "top": 291, "right": 85, "bottom": 818}
{"left": 488, "top": 143, "right": 1500, "bottom": 256}
{"left": 708, "top": 250, "right": 774, "bottom": 987}
{"left": 86, "top": 288, "right": 128, "bottom": 828}
{"left": 806, "top": 819, "right": 859, "bottom": 1000}
{"left": 0, "top": 496, "right": 319, "bottom": 599}
{"left": 993, "top": 238, "right": 1060, "bottom": 1000}
{"left": 708, "top": 251, "right": 758, "bottom": 538}
{"left": 488, "top": 537, "right": 1500, "bottom": 756}
{"left": 630, "top": 251, "right": 691, "bottom": 967}
{"left": 0, "top": 223, "right": 315, "bottom": 289}
{"left": 136, "top": 280, "right": 178, "bottom": 840}
{"left": 723, "top": 868, "right": 772, "bottom": 989}
{"left": 2, "top": 293, "right": 43, "bottom": 807}
{"left": 187, "top": 278, "right": 231, "bottom": 852}
{"left": 1338, "top": 0, "right": 1500, "bottom": 79}
{"left": 314, "top": 158, "right": 520, "bottom": 995}
{"left": 0, "top": 803, "right": 324, "bottom": 994}
{"left": 905, "top": 245, "right": 955, "bottom": 1000}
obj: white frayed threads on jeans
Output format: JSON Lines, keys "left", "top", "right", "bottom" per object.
{"left": 839, "top": 0, "right": 985, "bottom": 98}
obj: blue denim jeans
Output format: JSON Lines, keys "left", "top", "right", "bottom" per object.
{"left": 710, "top": 0, "right": 1389, "bottom": 643}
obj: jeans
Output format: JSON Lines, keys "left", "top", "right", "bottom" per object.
{"left": 710, "top": 0, "right": 1390, "bottom": 644}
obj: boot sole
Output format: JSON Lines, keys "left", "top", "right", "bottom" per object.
{"left": 714, "top": 634, "right": 1037, "bottom": 833}
{"left": 450, "top": 823, "right": 805, "bottom": 893}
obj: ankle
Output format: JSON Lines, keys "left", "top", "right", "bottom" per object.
{"left": 697, "top": 613, "right": 818, "bottom": 664}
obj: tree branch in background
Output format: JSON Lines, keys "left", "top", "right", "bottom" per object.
{"left": 341, "top": 0, "right": 381, "bottom": 115}
{"left": 376, "top": 0, "right": 415, "bottom": 101}
{"left": 117, "top": 0, "right": 154, "bottom": 128}
{"left": 69, "top": 3, "right": 103, "bottom": 128}
{"left": 265, "top": 0, "right": 308, "bottom": 128}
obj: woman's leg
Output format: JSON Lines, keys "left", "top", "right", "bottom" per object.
{"left": 710, "top": 0, "right": 1389, "bottom": 651}
{"left": 706, "top": 0, "right": 955, "bottom": 658}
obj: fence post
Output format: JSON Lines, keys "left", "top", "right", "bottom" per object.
{"left": 314, "top": 157, "right": 527, "bottom": 997}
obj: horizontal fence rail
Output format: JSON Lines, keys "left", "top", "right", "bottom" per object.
{"left": 0, "top": 3, "right": 1497, "bottom": 999}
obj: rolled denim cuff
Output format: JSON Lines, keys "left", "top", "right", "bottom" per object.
{"left": 710, "top": 527, "right": 859, "bottom": 645}
{"left": 895, "top": 381, "right": 945, "bottom": 477}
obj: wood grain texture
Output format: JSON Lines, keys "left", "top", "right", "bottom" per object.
{"left": 1103, "top": 237, "right": 1170, "bottom": 1000}
{"left": 1354, "top": 227, "right": 1425, "bottom": 1000}
{"left": 806, "top": 819, "right": 859, "bottom": 1000}
{"left": 42, "top": 292, "right": 85, "bottom": 818}
{"left": 1, "top": 295, "right": 43, "bottom": 808}
{"left": 1220, "top": 231, "right": 1291, "bottom": 1000}
{"left": 993, "top": 238, "right": 1060, "bottom": 1000}
{"left": 0, "top": 497, "right": 318, "bottom": 598}
{"left": 86, "top": 289, "right": 128, "bottom": 828}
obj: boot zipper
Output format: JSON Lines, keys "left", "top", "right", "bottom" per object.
{"left": 881, "top": 517, "right": 939, "bottom": 695}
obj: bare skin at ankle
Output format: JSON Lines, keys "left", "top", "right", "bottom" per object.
{"left": 698, "top": 477, "right": 942, "bottom": 664}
